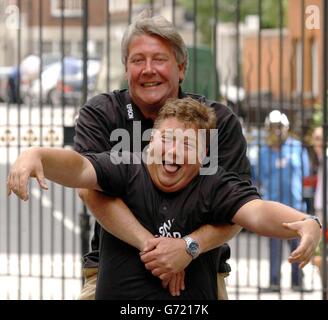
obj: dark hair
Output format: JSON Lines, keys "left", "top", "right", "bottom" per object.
{"left": 153, "top": 97, "right": 217, "bottom": 147}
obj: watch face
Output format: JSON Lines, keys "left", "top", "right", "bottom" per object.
{"left": 189, "top": 241, "right": 199, "bottom": 254}
{"left": 183, "top": 236, "right": 200, "bottom": 259}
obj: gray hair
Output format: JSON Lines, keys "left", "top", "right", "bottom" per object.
{"left": 121, "top": 9, "right": 188, "bottom": 72}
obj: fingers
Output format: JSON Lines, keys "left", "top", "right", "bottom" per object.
{"left": 142, "top": 237, "right": 161, "bottom": 253}
{"left": 160, "top": 272, "right": 172, "bottom": 283}
{"left": 179, "top": 270, "right": 185, "bottom": 291}
{"left": 284, "top": 219, "right": 321, "bottom": 269}
{"left": 7, "top": 166, "right": 48, "bottom": 201}
{"left": 140, "top": 250, "right": 157, "bottom": 264}
{"left": 36, "top": 170, "right": 48, "bottom": 190}
{"left": 288, "top": 237, "right": 316, "bottom": 268}
{"left": 168, "top": 274, "right": 178, "bottom": 296}
{"left": 152, "top": 267, "right": 170, "bottom": 277}
{"left": 167, "top": 271, "right": 185, "bottom": 296}
{"left": 161, "top": 275, "right": 171, "bottom": 289}
{"left": 7, "top": 169, "right": 30, "bottom": 201}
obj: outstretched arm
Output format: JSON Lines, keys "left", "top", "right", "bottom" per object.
{"left": 233, "top": 199, "right": 321, "bottom": 268}
{"left": 7, "top": 146, "right": 98, "bottom": 200}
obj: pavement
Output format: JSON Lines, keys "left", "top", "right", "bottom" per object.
{"left": 0, "top": 232, "right": 324, "bottom": 300}
{"left": 226, "top": 232, "right": 323, "bottom": 300}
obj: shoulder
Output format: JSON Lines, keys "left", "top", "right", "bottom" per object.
{"left": 184, "top": 92, "right": 237, "bottom": 125}
{"left": 206, "top": 100, "right": 239, "bottom": 127}
{"left": 76, "top": 90, "right": 129, "bottom": 125}
{"left": 82, "top": 90, "right": 127, "bottom": 113}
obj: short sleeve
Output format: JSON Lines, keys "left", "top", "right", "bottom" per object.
{"left": 207, "top": 102, "right": 251, "bottom": 182}
{"left": 73, "top": 94, "right": 119, "bottom": 154}
{"left": 84, "top": 151, "right": 133, "bottom": 197}
{"left": 207, "top": 168, "right": 260, "bottom": 224}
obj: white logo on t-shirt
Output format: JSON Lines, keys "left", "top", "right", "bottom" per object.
{"left": 158, "top": 219, "right": 181, "bottom": 238}
{"left": 126, "top": 104, "right": 134, "bottom": 119}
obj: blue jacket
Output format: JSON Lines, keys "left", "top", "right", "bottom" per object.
{"left": 252, "top": 136, "right": 310, "bottom": 211}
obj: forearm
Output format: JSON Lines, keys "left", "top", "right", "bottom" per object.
{"left": 235, "top": 199, "right": 307, "bottom": 238}
{"left": 35, "top": 147, "right": 93, "bottom": 188}
{"left": 188, "top": 223, "right": 242, "bottom": 254}
{"left": 79, "top": 189, "right": 154, "bottom": 251}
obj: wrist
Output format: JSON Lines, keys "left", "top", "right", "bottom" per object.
{"left": 140, "top": 234, "right": 157, "bottom": 252}
{"left": 183, "top": 235, "right": 200, "bottom": 260}
{"left": 302, "top": 214, "right": 322, "bottom": 229}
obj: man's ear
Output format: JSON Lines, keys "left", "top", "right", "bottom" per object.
{"left": 178, "top": 63, "right": 186, "bottom": 83}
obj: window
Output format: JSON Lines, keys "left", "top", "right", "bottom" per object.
{"left": 51, "top": 0, "right": 83, "bottom": 18}
{"left": 109, "top": 0, "right": 128, "bottom": 13}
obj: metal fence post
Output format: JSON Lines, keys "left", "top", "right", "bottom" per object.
{"left": 79, "top": 0, "right": 91, "bottom": 270}
{"left": 79, "top": 204, "right": 90, "bottom": 260}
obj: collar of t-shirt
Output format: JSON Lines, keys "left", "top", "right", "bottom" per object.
{"left": 122, "top": 87, "right": 204, "bottom": 123}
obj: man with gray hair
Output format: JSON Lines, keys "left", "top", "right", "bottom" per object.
{"left": 75, "top": 9, "right": 250, "bottom": 299}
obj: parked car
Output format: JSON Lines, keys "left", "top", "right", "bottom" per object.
{"left": 28, "top": 57, "right": 100, "bottom": 105}
{"left": 52, "top": 71, "right": 99, "bottom": 106}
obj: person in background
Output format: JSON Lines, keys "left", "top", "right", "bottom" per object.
{"left": 7, "top": 66, "right": 21, "bottom": 103}
{"left": 253, "top": 110, "right": 311, "bottom": 293}
{"left": 7, "top": 54, "right": 40, "bottom": 104}
{"left": 312, "top": 127, "right": 328, "bottom": 284}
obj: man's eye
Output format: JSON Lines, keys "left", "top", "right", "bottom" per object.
{"left": 132, "top": 58, "right": 143, "bottom": 64}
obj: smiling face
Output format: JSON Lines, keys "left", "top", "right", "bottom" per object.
{"left": 125, "top": 34, "right": 185, "bottom": 120}
{"left": 146, "top": 117, "right": 206, "bottom": 193}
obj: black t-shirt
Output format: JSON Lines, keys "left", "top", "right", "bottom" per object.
{"left": 85, "top": 151, "right": 259, "bottom": 299}
{"left": 73, "top": 89, "right": 251, "bottom": 268}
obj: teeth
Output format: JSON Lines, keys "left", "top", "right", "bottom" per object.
{"left": 143, "top": 82, "right": 159, "bottom": 87}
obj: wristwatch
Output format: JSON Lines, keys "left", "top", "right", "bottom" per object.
{"left": 303, "top": 214, "right": 322, "bottom": 229}
{"left": 183, "top": 236, "right": 200, "bottom": 259}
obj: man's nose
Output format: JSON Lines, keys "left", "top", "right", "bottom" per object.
{"left": 166, "top": 142, "right": 184, "bottom": 164}
{"left": 142, "top": 59, "right": 155, "bottom": 75}
{"left": 165, "top": 143, "right": 176, "bottom": 162}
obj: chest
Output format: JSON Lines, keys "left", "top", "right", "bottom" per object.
{"left": 125, "top": 183, "right": 209, "bottom": 238}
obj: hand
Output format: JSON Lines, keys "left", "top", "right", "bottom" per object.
{"left": 140, "top": 237, "right": 192, "bottom": 277}
{"left": 161, "top": 271, "right": 185, "bottom": 296}
{"left": 283, "top": 219, "right": 321, "bottom": 268}
{"left": 7, "top": 148, "right": 48, "bottom": 201}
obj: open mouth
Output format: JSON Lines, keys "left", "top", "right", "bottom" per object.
{"left": 142, "top": 82, "right": 161, "bottom": 88}
{"left": 162, "top": 161, "right": 181, "bottom": 174}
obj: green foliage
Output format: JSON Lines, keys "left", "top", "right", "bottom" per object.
{"left": 178, "top": 0, "right": 288, "bottom": 45}
{"left": 312, "top": 104, "right": 323, "bottom": 128}
{"left": 181, "top": 46, "right": 219, "bottom": 100}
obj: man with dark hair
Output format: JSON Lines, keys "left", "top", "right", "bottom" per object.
{"left": 8, "top": 97, "right": 321, "bottom": 299}
{"left": 73, "top": 9, "right": 250, "bottom": 299}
